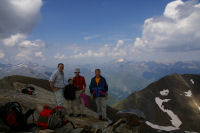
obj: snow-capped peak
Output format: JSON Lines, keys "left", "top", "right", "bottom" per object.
{"left": 117, "top": 58, "right": 125, "bottom": 63}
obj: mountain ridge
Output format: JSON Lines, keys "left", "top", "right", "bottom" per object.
{"left": 115, "top": 73, "right": 200, "bottom": 132}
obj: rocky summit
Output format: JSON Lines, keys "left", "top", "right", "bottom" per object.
{"left": 0, "top": 74, "right": 200, "bottom": 133}
{"left": 0, "top": 75, "right": 137, "bottom": 133}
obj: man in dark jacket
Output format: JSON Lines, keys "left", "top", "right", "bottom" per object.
{"left": 89, "top": 69, "right": 108, "bottom": 121}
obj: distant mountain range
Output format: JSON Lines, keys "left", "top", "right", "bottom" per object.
{"left": 0, "top": 61, "right": 200, "bottom": 104}
{"left": 115, "top": 73, "right": 200, "bottom": 132}
{"left": 0, "top": 62, "right": 53, "bottom": 80}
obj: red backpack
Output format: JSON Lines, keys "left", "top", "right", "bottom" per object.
{"left": 37, "top": 105, "right": 75, "bottom": 130}
{"left": 37, "top": 105, "right": 52, "bottom": 129}
{"left": 0, "top": 102, "right": 35, "bottom": 131}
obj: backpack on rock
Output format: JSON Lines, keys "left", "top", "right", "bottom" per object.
{"left": 0, "top": 102, "right": 35, "bottom": 131}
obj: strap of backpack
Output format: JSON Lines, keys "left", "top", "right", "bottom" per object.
{"left": 67, "top": 120, "right": 76, "bottom": 129}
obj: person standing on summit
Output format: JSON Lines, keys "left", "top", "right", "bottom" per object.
{"left": 49, "top": 63, "right": 65, "bottom": 106}
{"left": 89, "top": 69, "right": 108, "bottom": 121}
{"left": 73, "top": 68, "right": 87, "bottom": 117}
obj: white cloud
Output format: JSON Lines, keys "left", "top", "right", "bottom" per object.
{"left": 35, "top": 51, "right": 42, "bottom": 57}
{"left": 133, "top": 0, "right": 200, "bottom": 52}
{"left": 2, "top": 33, "right": 45, "bottom": 49}
{"left": 0, "top": 0, "right": 42, "bottom": 38}
{"left": 19, "top": 39, "right": 45, "bottom": 48}
{"left": 109, "top": 40, "right": 127, "bottom": 57}
{"left": 83, "top": 35, "right": 100, "bottom": 40}
{"left": 35, "top": 51, "right": 45, "bottom": 61}
{"left": 54, "top": 53, "right": 65, "bottom": 60}
{"left": 0, "top": 0, "right": 45, "bottom": 63}
{"left": 2, "top": 33, "right": 26, "bottom": 47}
{"left": 1, "top": 33, "right": 46, "bottom": 62}
{"left": 0, "top": 50, "right": 5, "bottom": 59}
{"left": 71, "top": 40, "right": 128, "bottom": 59}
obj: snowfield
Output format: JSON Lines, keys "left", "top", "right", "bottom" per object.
{"left": 185, "top": 90, "right": 192, "bottom": 97}
{"left": 146, "top": 97, "right": 182, "bottom": 131}
{"left": 190, "top": 79, "right": 195, "bottom": 84}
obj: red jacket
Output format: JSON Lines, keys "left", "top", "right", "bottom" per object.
{"left": 73, "top": 76, "right": 86, "bottom": 91}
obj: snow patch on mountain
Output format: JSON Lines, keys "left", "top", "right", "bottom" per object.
{"left": 190, "top": 79, "right": 194, "bottom": 85}
{"left": 146, "top": 97, "right": 182, "bottom": 131}
{"left": 194, "top": 102, "right": 200, "bottom": 112}
{"left": 160, "top": 89, "right": 169, "bottom": 96}
{"left": 117, "top": 58, "right": 124, "bottom": 63}
{"left": 184, "top": 131, "right": 198, "bottom": 133}
{"left": 185, "top": 90, "right": 192, "bottom": 97}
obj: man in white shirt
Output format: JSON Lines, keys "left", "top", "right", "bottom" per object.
{"left": 49, "top": 63, "right": 65, "bottom": 106}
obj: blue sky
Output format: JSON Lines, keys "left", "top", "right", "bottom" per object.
{"left": 0, "top": 0, "right": 199, "bottom": 65}
{"left": 33, "top": 0, "right": 173, "bottom": 45}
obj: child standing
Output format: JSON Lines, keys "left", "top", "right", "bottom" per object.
{"left": 64, "top": 78, "right": 76, "bottom": 116}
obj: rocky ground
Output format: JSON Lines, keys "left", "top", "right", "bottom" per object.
{"left": 0, "top": 76, "right": 138, "bottom": 133}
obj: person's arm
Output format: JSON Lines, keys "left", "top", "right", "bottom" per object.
{"left": 89, "top": 79, "right": 94, "bottom": 100}
{"left": 82, "top": 77, "right": 86, "bottom": 93}
{"left": 49, "top": 71, "right": 58, "bottom": 91}
{"left": 104, "top": 78, "right": 108, "bottom": 100}
{"left": 50, "top": 82, "right": 58, "bottom": 91}
{"left": 83, "top": 77, "right": 86, "bottom": 89}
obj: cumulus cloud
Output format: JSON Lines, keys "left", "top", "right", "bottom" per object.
{"left": 2, "top": 33, "right": 26, "bottom": 47}
{"left": 71, "top": 40, "right": 128, "bottom": 59}
{"left": 1, "top": 33, "right": 46, "bottom": 62}
{"left": 0, "top": 0, "right": 45, "bottom": 63}
{"left": 0, "top": 0, "right": 42, "bottom": 38}
{"left": 133, "top": 0, "right": 200, "bottom": 52}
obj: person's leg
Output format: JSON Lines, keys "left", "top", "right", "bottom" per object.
{"left": 71, "top": 99, "right": 76, "bottom": 114}
{"left": 101, "top": 97, "right": 107, "bottom": 119}
{"left": 95, "top": 97, "right": 101, "bottom": 119}
{"left": 74, "top": 90, "right": 81, "bottom": 115}
{"left": 66, "top": 100, "right": 72, "bottom": 115}
{"left": 80, "top": 94, "right": 86, "bottom": 116}
{"left": 54, "top": 88, "right": 64, "bottom": 106}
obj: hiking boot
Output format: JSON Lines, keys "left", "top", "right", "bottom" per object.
{"left": 99, "top": 115, "right": 102, "bottom": 120}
